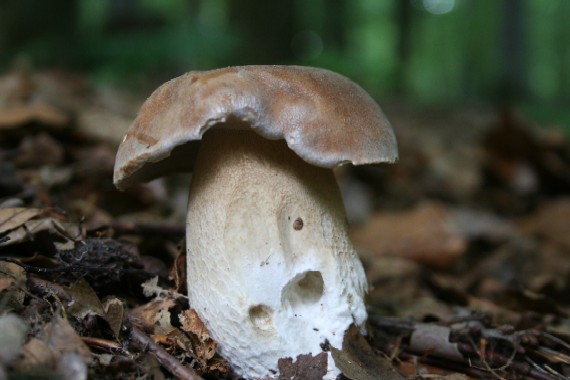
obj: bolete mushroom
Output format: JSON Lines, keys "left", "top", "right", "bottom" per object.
{"left": 113, "top": 65, "right": 398, "bottom": 379}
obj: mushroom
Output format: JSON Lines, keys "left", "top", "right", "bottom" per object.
{"left": 113, "top": 66, "right": 398, "bottom": 379}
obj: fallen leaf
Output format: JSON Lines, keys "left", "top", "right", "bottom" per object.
{"left": 129, "top": 297, "right": 177, "bottom": 335}
{"left": 102, "top": 297, "right": 126, "bottom": 339}
{"left": 44, "top": 314, "right": 92, "bottom": 361}
{"left": 170, "top": 243, "right": 187, "bottom": 294}
{"left": 20, "top": 313, "right": 91, "bottom": 367}
{"left": 0, "top": 207, "right": 42, "bottom": 235}
{"left": 0, "top": 261, "right": 25, "bottom": 284}
{"left": 398, "top": 361, "right": 469, "bottom": 379}
{"left": 0, "top": 103, "right": 68, "bottom": 128}
{"left": 0, "top": 261, "right": 27, "bottom": 309}
{"left": 519, "top": 198, "right": 570, "bottom": 249}
{"left": 0, "top": 216, "right": 79, "bottom": 248}
{"left": 331, "top": 325, "right": 405, "bottom": 380}
{"left": 352, "top": 202, "right": 466, "bottom": 270}
{"left": 0, "top": 277, "right": 13, "bottom": 292}
{"left": 77, "top": 108, "right": 132, "bottom": 145}
{"left": 365, "top": 256, "right": 429, "bottom": 317}
{"left": 277, "top": 352, "right": 328, "bottom": 380}
{"left": 179, "top": 309, "right": 217, "bottom": 361}
{"left": 141, "top": 276, "right": 168, "bottom": 298}
{"left": 67, "top": 279, "right": 105, "bottom": 320}
{"left": 179, "top": 309, "right": 210, "bottom": 343}
{"left": 13, "top": 132, "right": 65, "bottom": 167}
{"left": 450, "top": 207, "right": 514, "bottom": 241}
{"left": 20, "top": 338, "right": 53, "bottom": 366}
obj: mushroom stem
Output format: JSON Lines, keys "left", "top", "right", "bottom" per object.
{"left": 186, "top": 129, "right": 368, "bottom": 379}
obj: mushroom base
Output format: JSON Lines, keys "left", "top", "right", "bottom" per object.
{"left": 186, "top": 130, "right": 368, "bottom": 379}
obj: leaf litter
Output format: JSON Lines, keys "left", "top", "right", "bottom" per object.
{"left": 0, "top": 67, "right": 569, "bottom": 379}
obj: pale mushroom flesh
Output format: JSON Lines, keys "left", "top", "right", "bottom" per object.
{"left": 186, "top": 128, "right": 367, "bottom": 378}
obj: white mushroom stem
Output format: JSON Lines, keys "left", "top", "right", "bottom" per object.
{"left": 186, "top": 129, "right": 368, "bottom": 379}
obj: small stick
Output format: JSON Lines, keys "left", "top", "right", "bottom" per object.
{"left": 81, "top": 336, "right": 124, "bottom": 353}
{"left": 128, "top": 323, "right": 204, "bottom": 380}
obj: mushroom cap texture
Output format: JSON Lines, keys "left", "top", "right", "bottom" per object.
{"left": 113, "top": 65, "right": 398, "bottom": 190}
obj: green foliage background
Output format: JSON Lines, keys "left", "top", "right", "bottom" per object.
{"left": 1, "top": 0, "right": 569, "bottom": 126}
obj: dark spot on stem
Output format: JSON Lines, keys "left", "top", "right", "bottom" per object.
{"left": 293, "top": 217, "right": 304, "bottom": 230}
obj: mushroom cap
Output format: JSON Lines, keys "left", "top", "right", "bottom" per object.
{"left": 113, "top": 65, "right": 398, "bottom": 190}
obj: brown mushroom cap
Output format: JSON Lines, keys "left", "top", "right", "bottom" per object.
{"left": 113, "top": 65, "right": 398, "bottom": 190}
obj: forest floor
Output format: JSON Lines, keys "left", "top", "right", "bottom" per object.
{"left": 0, "top": 68, "right": 569, "bottom": 380}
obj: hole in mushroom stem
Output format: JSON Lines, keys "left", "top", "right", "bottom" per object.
{"left": 281, "top": 271, "right": 324, "bottom": 310}
{"left": 248, "top": 304, "right": 274, "bottom": 331}
{"left": 293, "top": 217, "right": 304, "bottom": 230}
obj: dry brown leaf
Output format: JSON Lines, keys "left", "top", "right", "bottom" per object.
{"left": 0, "top": 261, "right": 25, "bottom": 283}
{"left": 352, "top": 202, "right": 466, "bottom": 270}
{"left": 398, "top": 360, "right": 471, "bottom": 379}
{"left": 0, "top": 103, "right": 68, "bottom": 128}
{"left": 20, "top": 313, "right": 91, "bottom": 367}
{"left": 179, "top": 309, "right": 210, "bottom": 343}
{"left": 20, "top": 338, "right": 53, "bottom": 366}
{"left": 365, "top": 257, "right": 432, "bottom": 317}
{"left": 141, "top": 276, "right": 169, "bottom": 298}
{"left": 179, "top": 309, "right": 217, "bottom": 361}
{"left": 0, "top": 262, "right": 27, "bottom": 309}
{"left": 519, "top": 197, "right": 570, "bottom": 249}
{"left": 277, "top": 352, "right": 328, "bottom": 380}
{"left": 137, "top": 352, "right": 166, "bottom": 380}
{"left": 169, "top": 244, "right": 187, "bottom": 294}
{"left": 102, "top": 297, "right": 126, "bottom": 339}
{"left": 129, "top": 297, "right": 177, "bottom": 335}
{"left": 44, "top": 314, "right": 91, "bottom": 361}
{"left": 206, "top": 357, "right": 230, "bottom": 377}
{"left": 0, "top": 277, "right": 14, "bottom": 292}
{"left": 331, "top": 325, "right": 405, "bottom": 380}
{"left": 13, "top": 132, "right": 65, "bottom": 167}
{"left": 466, "top": 296, "right": 522, "bottom": 326}
{"left": 0, "top": 207, "right": 42, "bottom": 235}
{"left": 77, "top": 108, "right": 132, "bottom": 144}
{"left": 0, "top": 217, "right": 79, "bottom": 248}
{"left": 67, "top": 279, "right": 105, "bottom": 320}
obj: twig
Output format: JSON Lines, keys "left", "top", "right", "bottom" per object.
{"left": 371, "top": 315, "right": 568, "bottom": 380}
{"left": 398, "top": 351, "right": 492, "bottom": 379}
{"left": 541, "top": 332, "right": 570, "bottom": 351}
{"left": 468, "top": 336, "right": 514, "bottom": 379}
{"left": 128, "top": 322, "right": 204, "bottom": 380}
{"left": 526, "top": 356, "right": 567, "bottom": 380}
{"left": 81, "top": 336, "right": 124, "bottom": 354}
{"left": 458, "top": 341, "right": 558, "bottom": 380}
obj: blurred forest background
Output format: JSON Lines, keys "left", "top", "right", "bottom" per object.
{"left": 1, "top": 0, "right": 570, "bottom": 128}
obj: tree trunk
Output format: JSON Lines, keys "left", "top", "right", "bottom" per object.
{"left": 395, "top": 0, "right": 413, "bottom": 95}
{"left": 228, "top": 0, "right": 296, "bottom": 64}
{"left": 499, "top": 0, "right": 526, "bottom": 102}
